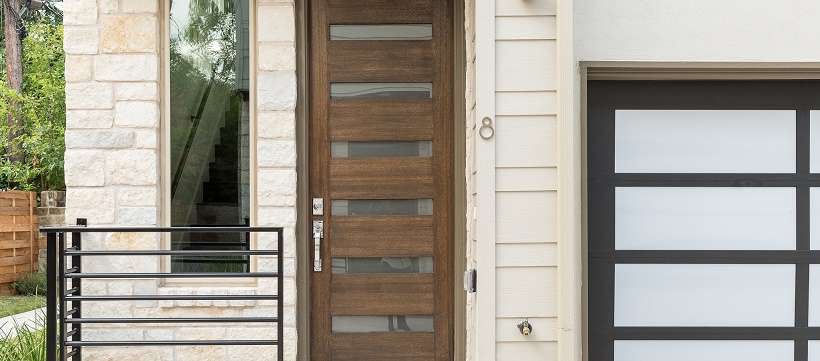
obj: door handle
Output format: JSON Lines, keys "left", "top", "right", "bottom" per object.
{"left": 313, "top": 220, "right": 324, "bottom": 272}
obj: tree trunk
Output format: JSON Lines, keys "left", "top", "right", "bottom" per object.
{"left": 4, "top": 0, "right": 24, "bottom": 167}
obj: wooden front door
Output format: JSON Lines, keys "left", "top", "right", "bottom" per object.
{"left": 308, "top": 0, "right": 454, "bottom": 359}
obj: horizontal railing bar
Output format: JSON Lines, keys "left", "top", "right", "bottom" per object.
{"left": 65, "top": 340, "right": 279, "bottom": 346}
{"left": 66, "top": 295, "right": 278, "bottom": 301}
{"left": 184, "top": 242, "right": 250, "bottom": 246}
{"left": 65, "top": 250, "right": 277, "bottom": 256}
{"left": 42, "top": 226, "right": 283, "bottom": 233}
{"left": 65, "top": 317, "right": 278, "bottom": 324}
{"left": 66, "top": 272, "right": 278, "bottom": 279}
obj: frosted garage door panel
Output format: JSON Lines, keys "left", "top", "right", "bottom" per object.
{"left": 615, "top": 341, "right": 794, "bottom": 361}
{"left": 615, "top": 110, "right": 795, "bottom": 173}
{"left": 811, "top": 110, "right": 820, "bottom": 173}
{"left": 809, "top": 341, "right": 820, "bottom": 361}
{"left": 616, "top": 187, "right": 795, "bottom": 250}
{"left": 614, "top": 264, "right": 795, "bottom": 327}
{"left": 810, "top": 188, "right": 820, "bottom": 250}
{"left": 807, "top": 265, "right": 820, "bottom": 326}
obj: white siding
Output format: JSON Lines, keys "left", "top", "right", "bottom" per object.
{"left": 576, "top": 0, "right": 820, "bottom": 61}
{"left": 492, "top": 0, "right": 559, "bottom": 357}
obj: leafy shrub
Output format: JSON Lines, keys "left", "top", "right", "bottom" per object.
{"left": 12, "top": 272, "right": 47, "bottom": 296}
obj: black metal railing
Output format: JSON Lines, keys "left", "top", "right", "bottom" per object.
{"left": 44, "top": 219, "right": 284, "bottom": 361}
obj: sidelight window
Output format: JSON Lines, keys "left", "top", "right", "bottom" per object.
{"left": 166, "top": 0, "right": 251, "bottom": 272}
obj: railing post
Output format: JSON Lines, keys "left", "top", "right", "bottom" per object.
{"left": 278, "top": 228, "right": 284, "bottom": 361}
{"left": 71, "top": 218, "right": 86, "bottom": 361}
{"left": 58, "top": 232, "right": 67, "bottom": 361}
{"left": 46, "top": 231, "right": 57, "bottom": 361}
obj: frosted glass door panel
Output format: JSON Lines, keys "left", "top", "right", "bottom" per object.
{"left": 811, "top": 110, "right": 820, "bottom": 172}
{"left": 810, "top": 341, "right": 820, "bottom": 361}
{"left": 615, "top": 110, "right": 796, "bottom": 173}
{"left": 330, "top": 24, "right": 433, "bottom": 40}
{"left": 614, "top": 264, "right": 795, "bottom": 326}
{"left": 615, "top": 341, "right": 794, "bottom": 361}
{"left": 807, "top": 265, "right": 820, "bottom": 326}
{"left": 811, "top": 188, "right": 820, "bottom": 249}
{"left": 616, "top": 187, "right": 796, "bottom": 250}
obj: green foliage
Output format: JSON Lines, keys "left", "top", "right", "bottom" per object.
{"left": 0, "top": 310, "right": 51, "bottom": 361}
{"left": 0, "top": 21, "right": 65, "bottom": 191}
{"left": 12, "top": 272, "right": 47, "bottom": 296}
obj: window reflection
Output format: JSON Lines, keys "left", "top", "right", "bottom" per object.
{"left": 169, "top": 0, "right": 250, "bottom": 272}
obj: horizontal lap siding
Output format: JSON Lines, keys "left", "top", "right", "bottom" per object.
{"left": 493, "top": 0, "right": 558, "bottom": 358}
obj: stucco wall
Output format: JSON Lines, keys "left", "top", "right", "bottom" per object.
{"left": 575, "top": 0, "right": 820, "bottom": 61}
{"left": 63, "top": 0, "right": 298, "bottom": 359}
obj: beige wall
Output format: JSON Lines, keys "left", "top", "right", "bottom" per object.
{"left": 63, "top": 0, "right": 298, "bottom": 359}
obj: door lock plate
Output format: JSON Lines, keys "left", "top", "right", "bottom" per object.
{"left": 312, "top": 198, "right": 324, "bottom": 216}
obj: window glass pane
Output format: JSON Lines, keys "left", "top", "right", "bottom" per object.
{"left": 332, "top": 316, "right": 434, "bottom": 333}
{"left": 330, "top": 83, "right": 432, "bottom": 99}
{"left": 331, "top": 199, "right": 433, "bottom": 216}
{"left": 615, "top": 341, "right": 794, "bottom": 361}
{"left": 169, "top": 0, "right": 250, "bottom": 272}
{"left": 331, "top": 257, "right": 434, "bottom": 274}
{"left": 615, "top": 110, "right": 796, "bottom": 173}
{"left": 331, "top": 141, "right": 432, "bottom": 157}
{"left": 616, "top": 187, "right": 796, "bottom": 250}
{"left": 615, "top": 264, "right": 795, "bottom": 326}
{"left": 330, "top": 24, "right": 432, "bottom": 40}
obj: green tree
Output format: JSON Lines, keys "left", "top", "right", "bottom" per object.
{"left": 0, "top": 20, "right": 64, "bottom": 191}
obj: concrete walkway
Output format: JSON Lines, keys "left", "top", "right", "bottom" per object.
{"left": 0, "top": 307, "right": 46, "bottom": 339}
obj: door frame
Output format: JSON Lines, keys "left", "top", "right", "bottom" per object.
{"left": 294, "top": 1, "right": 467, "bottom": 359}
{"left": 579, "top": 62, "right": 820, "bottom": 361}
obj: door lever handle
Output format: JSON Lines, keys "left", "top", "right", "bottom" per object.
{"left": 313, "top": 220, "right": 324, "bottom": 272}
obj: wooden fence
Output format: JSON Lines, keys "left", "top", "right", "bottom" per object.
{"left": 0, "top": 191, "right": 38, "bottom": 295}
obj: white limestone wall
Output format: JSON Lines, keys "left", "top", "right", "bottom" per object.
{"left": 63, "top": 0, "right": 298, "bottom": 359}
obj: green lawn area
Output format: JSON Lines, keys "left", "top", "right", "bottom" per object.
{"left": 0, "top": 296, "right": 45, "bottom": 319}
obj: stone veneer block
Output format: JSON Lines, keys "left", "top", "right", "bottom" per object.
{"left": 257, "top": 71, "right": 297, "bottom": 111}
{"left": 65, "top": 56, "right": 94, "bottom": 82}
{"left": 103, "top": 16, "right": 157, "bottom": 53}
{"left": 95, "top": 55, "right": 158, "bottom": 81}
{"left": 66, "top": 110, "right": 114, "bottom": 129}
{"left": 256, "top": 139, "right": 297, "bottom": 167}
{"left": 114, "top": 101, "right": 159, "bottom": 128}
{"left": 121, "top": 0, "right": 157, "bottom": 13}
{"left": 258, "top": 44, "right": 296, "bottom": 71}
{"left": 117, "top": 188, "right": 158, "bottom": 207}
{"left": 105, "top": 150, "right": 158, "bottom": 185}
{"left": 99, "top": 0, "right": 118, "bottom": 14}
{"left": 257, "top": 169, "right": 297, "bottom": 206}
{"left": 258, "top": 111, "right": 296, "bottom": 139}
{"left": 64, "top": 150, "right": 106, "bottom": 187}
{"left": 63, "top": 0, "right": 97, "bottom": 25}
{"left": 257, "top": 5, "right": 295, "bottom": 42}
{"left": 116, "top": 82, "right": 159, "bottom": 101}
{"left": 66, "top": 189, "right": 117, "bottom": 224}
{"left": 65, "top": 130, "right": 135, "bottom": 149}
{"left": 66, "top": 83, "right": 114, "bottom": 110}
{"left": 117, "top": 207, "right": 158, "bottom": 225}
{"left": 63, "top": 28, "right": 99, "bottom": 54}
